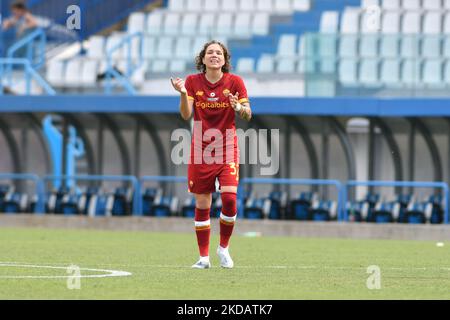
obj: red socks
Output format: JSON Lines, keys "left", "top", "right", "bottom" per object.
{"left": 194, "top": 208, "right": 210, "bottom": 257}
{"left": 219, "top": 192, "right": 237, "bottom": 249}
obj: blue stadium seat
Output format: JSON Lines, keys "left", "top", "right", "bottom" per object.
{"left": 267, "top": 191, "right": 287, "bottom": 220}
{"left": 142, "top": 187, "right": 159, "bottom": 216}
{"left": 427, "top": 194, "right": 444, "bottom": 224}
{"left": 60, "top": 194, "right": 81, "bottom": 215}
{"left": 405, "top": 202, "right": 428, "bottom": 224}
{"left": 152, "top": 195, "right": 178, "bottom": 217}
{"left": 111, "top": 187, "right": 132, "bottom": 216}
{"left": 372, "top": 201, "right": 397, "bottom": 223}
{"left": 2, "top": 192, "right": 27, "bottom": 214}
{"left": 211, "top": 192, "right": 222, "bottom": 218}
{"left": 47, "top": 186, "right": 71, "bottom": 214}
{"left": 310, "top": 200, "right": 337, "bottom": 221}
{"left": 244, "top": 197, "right": 270, "bottom": 219}
{"left": 181, "top": 196, "right": 196, "bottom": 218}
{"left": 290, "top": 191, "right": 316, "bottom": 220}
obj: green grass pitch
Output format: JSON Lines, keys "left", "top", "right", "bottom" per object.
{"left": 0, "top": 227, "right": 449, "bottom": 299}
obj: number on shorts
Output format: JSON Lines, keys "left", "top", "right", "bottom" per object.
{"left": 229, "top": 162, "right": 239, "bottom": 181}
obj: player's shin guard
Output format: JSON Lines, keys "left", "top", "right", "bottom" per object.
{"left": 219, "top": 192, "right": 237, "bottom": 249}
{"left": 194, "top": 208, "right": 211, "bottom": 257}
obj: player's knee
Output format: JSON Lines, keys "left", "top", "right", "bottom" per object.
{"left": 221, "top": 192, "right": 237, "bottom": 216}
{"left": 195, "top": 194, "right": 211, "bottom": 209}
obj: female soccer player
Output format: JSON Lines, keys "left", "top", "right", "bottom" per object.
{"left": 171, "top": 40, "right": 252, "bottom": 269}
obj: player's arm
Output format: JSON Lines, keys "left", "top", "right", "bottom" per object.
{"left": 24, "top": 12, "right": 38, "bottom": 29}
{"left": 229, "top": 93, "right": 252, "bottom": 122}
{"left": 2, "top": 17, "right": 17, "bottom": 30}
{"left": 171, "top": 77, "right": 193, "bottom": 120}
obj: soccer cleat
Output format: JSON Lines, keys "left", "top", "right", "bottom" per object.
{"left": 217, "top": 246, "right": 234, "bottom": 269}
{"left": 191, "top": 256, "right": 211, "bottom": 269}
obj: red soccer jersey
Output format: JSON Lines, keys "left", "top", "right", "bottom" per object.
{"left": 185, "top": 72, "right": 249, "bottom": 164}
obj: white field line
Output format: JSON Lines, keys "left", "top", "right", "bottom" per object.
{"left": 0, "top": 262, "right": 132, "bottom": 279}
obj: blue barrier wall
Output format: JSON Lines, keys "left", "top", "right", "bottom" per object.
{"left": 1, "top": 96, "right": 450, "bottom": 116}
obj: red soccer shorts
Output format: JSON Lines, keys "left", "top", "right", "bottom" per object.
{"left": 188, "top": 162, "right": 239, "bottom": 194}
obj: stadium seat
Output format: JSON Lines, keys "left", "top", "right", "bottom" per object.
{"left": 338, "top": 58, "right": 358, "bottom": 87}
{"left": 423, "top": 12, "right": 442, "bottom": 35}
{"left": 128, "top": 12, "right": 146, "bottom": 34}
{"left": 360, "top": 7, "right": 381, "bottom": 34}
{"left": 87, "top": 36, "right": 106, "bottom": 59}
{"left": 168, "top": 0, "right": 185, "bottom": 11}
{"left": 256, "top": 0, "right": 273, "bottom": 12}
{"left": 290, "top": 192, "right": 316, "bottom": 220}
{"left": 46, "top": 60, "right": 66, "bottom": 87}
{"left": 216, "top": 13, "right": 234, "bottom": 36}
{"left": 402, "top": 0, "right": 421, "bottom": 10}
{"left": 359, "top": 58, "right": 381, "bottom": 87}
{"left": 275, "top": 0, "right": 292, "bottom": 13}
{"left": 146, "top": 11, "right": 164, "bottom": 36}
{"left": 339, "top": 35, "right": 358, "bottom": 58}
{"left": 372, "top": 201, "right": 397, "bottom": 223}
{"left": 405, "top": 202, "right": 428, "bottom": 224}
{"left": 156, "top": 37, "right": 174, "bottom": 58}
{"left": 152, "top": 196, "right": 178, "bottom": 217}
{"left": 423, "top": 0, "right": 442, "bottom": 10}
{"left": 198, "top": 13, "right": 216, "bottom": 36}
{"left": 361, "top": 0, "right": 379, "bottom": 7}
{"left": 292, "top": 0, "right": 311, "bottom": 12}
{"left": 164, "top": 12, "right": 181, "bottom": 35}
{"left": 2, "top": 192, "right": 27, "bottom": 214}
{"left": 80, "top": 60, "right": 99, "bottom": 87}
{"left": 236, "top": 58, "right": 255, "bottom": 73}
{"left": 151, "top": 60, "right": 169, "bottom": 72}
{"left": 381, "top": 11, "right": 401, "bottom": 34}
{"left": 240, "top": 0, "right": 256, "bottom": 12}
{"left": 221, "top": 0, "right": 238, "bottom": 11}
{"left": 204, "top": 0, "right": 220, "bottom": 11}
{"left": 360, "top": 35, "right": 379, "bottom": 57}
{"left": 186, "top": 0, "right": 203, "bottom": 11}
{"left": 64, "top": 59, "right": 84, "bottom": 87}
{"left": 381, "top": 0, "right": 400, "bottom": 9}
{"left": 267, "top": 191, "right": 287, "bottom": 220}
{"left": 443, "top": 60, "right": 450, "bottom": 84}
{"left": 340, "top": 9, "right": 360, "bottom": 34}
{"left": 192, "top": 36, "right": 208, "bottom": 56}
{"left": 277, "top": 34, "right": 298, "bottom": 58}
{"left": 181, "top": 196, "right": 196, "bottom": 218}
{"left": 60, "top": 194, "right": 81, "bottom": 215}
{"left": 402, "top": 12, "right": 422, "bottom": 35}
{"left": 252, "top": 13, "right": 270, "bottom": 36}
{"left": 277, "top": 58, "right": 297, "bottom": 73}
{"left": 320, "top": 11, "right": 339, "bottom": 33}
{"left": 400, "top": 36, "right": 420, "bottom": 59}
{"left": 211, "top": 192, "right": 222, "bottom": 218}
{"left": 143, "top": 36, "right": 156, "bottom": 59}
{"left": 111, "top": 187, "right": 132, "bottom": 216}
{"left": 380, "top": 35, "right": 400, "bottom": 58}
{"left": 256, "top": 55, "right": 275, "bottom": 73}
{"left": 422, "top": 59, "right": 444, "bottom": 87}
{"left": 233, "top": 13, "right": 252, "bottom": 38}
{"left": 310, "top": 200, "right": 337, "bottom": 221}
{"left": 427, "top": 194, "right": 444, "bottom": 224}
{"left": 142, "top": 188, "right": 160, "bottom": 216}
{"left": 422, "top": 36, "right": 441, "bottom": 58}
{"left": 401, "top": 59, "right": 422, "bottom": 87}
{"left": 181, "top": 13, "right": 198, "bottom": 36}
{"left": 175, "top": 37, "right": 193, "bottom": 59}
{"left": 106, "top": 33, "right": 126, "bottom": 61}
{"left": 444, "top": 12, "right": 450, "bottom": 33}
{"left": 244, "top": 197, "right": 270, "bottom": 219}
{"left": 380, "top": 58, "right": 402, "bottom": 87}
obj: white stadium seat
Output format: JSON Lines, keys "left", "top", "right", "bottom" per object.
{"left": 240, "top": 0, "right": 256, "bottom": 11}
{"left": 106, "top": 34, "right": 125, "bottom": 61}
{"left": 215, "top": 13, "right": 234, "bottom": 36}
{"left": 143, "top": 36, "right": 156, "bottom": 59}
{"left": 443, "top": 13, "right": 450, "bottom": 33}
{"left": 340, "top": 9, "right": 360, "bottom": 34}
{"left": 381, "top": 11, "right": 401, "bottom": 34}
{"left": 359, "top": 58, "right": 380, "bottom": 87}
{"left": 360, "top": 35, "right": 379, "bottom": 57}
{"left": 86, "top": 36, "right": 105, "bottom": 59}
{"left": 361, "top": 0, "right": 379, "bottom": 8}
{"left": 381, "top": 0, "right": 400, "bottom": 10}
{"left": 361, "top": 8, "right": 381, "bottom": 34}
{"left": 400, "top": 36, "right": 420, "bottom": 58}
{"left": 380, "top": 58, "right": 401, "bottom": 87}
{"left": 443, "top": 60, "right": 450, "bottom": 84}
{"left": 402, "top": 0, "right": 421, "bottom": 10}
{"left": 292, "top": 0, "right": 311, "bottom": 11}
{"left": 256, "top": 0, "right": 273, "bottom": 12}
{"left": 424, "top": 0, "right": 443, "bottom": 10}
{"left": 277, "top": 34, "right": 298, "bottom": 57}
{"left": 233, "top": 13, "right": 252, "bottom": 38}
{"left": 181, "top": 13, "right": 198, "bottom": 36}
{"left": 156, "top": 37, "right": 174, "bottom": 58}
{"left": 146, "top": 11, "right": 164, "bottom": 36}
{"left": 192, "top": 36, "right": 208, "bottom": 56}
{"left": 402, "top": 12, "right": 421, "bottom": 34}
{"left": 275, "top": 0, "right": 292, "bottom": 13}
{"left": 151, "top": 60, "right": 169, "bottom": 73}
{"left": 339, "top": 59, "right": 358, "bottom": 86}
{"left": 221, "top": 0, "right": 238, "bottom": 11}
{"left": 236, "top": 58, "right": 255, "bottom": 73}
{"left": 443, "top": 38, "right": 450, "bottom": 57}
{"left": 128, "top": 12, "right": 146, "bottom": 34}
{"left": 401, "top": 59, "right": 422, "bottom": 87}
{"left": 252, "top": 13, "right": 270, "bottom": 36}
{"left": 164, "top": 12, "right": 180, "bottom": 35}
{"left": 199, "top": 13, "right": 216, "bottom": 36}
{"left": 46, "top": 60, "right": 65, "bottom": 86}
{"left": 422, "top": 59, "right": 443, "bottom": 87}
{"left": 423, "top": 12, "right": 442, "bottom": 35}
{"left": 80, "top": 59, "right": 99, "bottom": 87}
{"left": 170, "top": 60, "right": 187, "bottom": 73}
{"left": 320, "top": 11, "right": 339, "bottom": 33}
{"left": 185, "top": 0, "right": 204, "bottom": 11}
{"left": 256, "top": 55, "right": 275, "bottom": 73}
{"left": 175, "top": 37, "right": 193, "bottom": 59}
{"left": 422, "top": 37, "right": 441, "bottom": 58}
{"left": 204, "top": 0, "right": 221, "bottom": 11}
{"left": 339, "top": 35, "right": 358, "bottom": 58}
{"left": 64, "top": 58, "right": 83, "bottom": 87}
{"left": 168, "top": 0, "right": 185, "bottom": 11}
{"left": 380, "top": 35, "right": 399, "bottom": 57}
{"left": 277, "top": 58, "right": 297, "bottom": 73}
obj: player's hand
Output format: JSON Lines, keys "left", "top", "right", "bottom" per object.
{"left": 229, "top": 92, "right": 241, "bottom": 111}
{"left": 170, "top": 77, "right": 187, "bottom": 94}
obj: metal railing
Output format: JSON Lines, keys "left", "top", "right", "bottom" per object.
{"left": 0, "top": 58, "right": 56, "bottom": 95}
{"left": 6, "top": 28, "right": 47, "bottom": 71}
{"left": 105, "top": 32, "right": 144, "bottom": 95}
